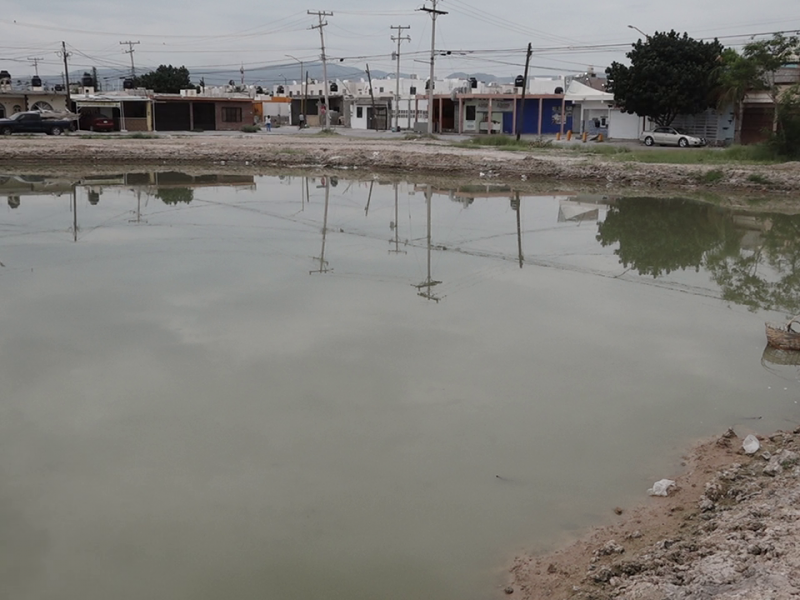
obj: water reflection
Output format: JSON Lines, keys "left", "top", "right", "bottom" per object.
{"left": 4, "top": 172, "right": 800, "bottom": 600}
{"left": 597, "top": 196, "right": 800, "bottom": 314}
{"left": 4, "top": 172, "right": 800, "bottom": 314}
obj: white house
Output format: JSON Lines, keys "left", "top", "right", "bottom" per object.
{"left": 564, "top": 80, "right": 642, "bottom": 140}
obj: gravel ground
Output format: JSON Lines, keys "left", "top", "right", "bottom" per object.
{"left": 507, "top": 429, "right": 800, "bottom": 600}
{"left": 1, "top": 132, "right": 800, "bottom": 195}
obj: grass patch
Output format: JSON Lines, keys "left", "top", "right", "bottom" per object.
{"left": 240, "top": 125, "right": 261, "bottom": 133}
{"left": 747, "top": 173, "right": 771, "bottom": 185}
{"left": 695, "top": 169, "right": 725, "bottom": 184}
{"left": 600, "top": 144, "right": 781, "bottom": 165}
{"left": 456, "top": 135, "right": 552, "bottom": 151}
{"left": 315, "top": 129, "right": 340, "bottom": 136}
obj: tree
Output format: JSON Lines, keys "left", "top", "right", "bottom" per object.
{"left": 596, "top": 197, "right": 739, "bottom": 278}
{"left": 155, "top": 188, "right": 194, "bottom": 205}
{"left": 714, "top": 34, "right": 800, "bottom": 142}
{"left": 606, "top": 31, "right": 724, "bottom": 126}
{"left": 133, "top": 65, "right": 192, "bottom": 94}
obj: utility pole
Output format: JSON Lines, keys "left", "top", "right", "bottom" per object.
{"left": 390, "top": 25, "right": 411, "bottom": 132}
{"left": 419, "top": 0, "right": 447, "bottom": 135}
{"left": 516, "top": 43, "right": 533, "bottom": 142}
{"left": 366, "top": 64, "right": 378, "bottom": 130}
{"left": 240, "top": 64, "right": 245, "bottom": 87}
{"left": 58, "top": 42, "right": 72, "bottom": 108}
{"left": 28, "top": 57, "right": 44, "bottom": 77}
{"left": 309, "top": 10, "right": 333, "bottom": 130}
{"left": 120, "top": 41, "right": 140, "bottom": 79}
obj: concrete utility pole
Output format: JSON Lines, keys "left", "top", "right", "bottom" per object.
{"left": 58, "top": 42, "right": 72, "bottom": 107}
{"left": 419, "top": 0, "right": 447, "bottom": 135}
{"left": 286, "top": 54, "right": 305, "bottom": 126}
{"left": 309, "top": 10, "right": 333, "bottom": 130}
{"left": 391, "top": 25, "right": 411, "bottom": 132}
{"left": 120, "top": 41, "right": 140, "bottom": 79}
{"left": 27, "top": 57, "right": 44, "bottom": 77}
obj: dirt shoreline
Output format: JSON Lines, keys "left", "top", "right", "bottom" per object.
{"left": 505, "top": 428, "right": 800, "bottom": 599}
{"left": 2, "top": 133, "right": 800, "bottom": 198}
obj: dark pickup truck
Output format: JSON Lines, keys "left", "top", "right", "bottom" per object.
{"left": 0, "top": 111, "right": 75, "bottom": 136}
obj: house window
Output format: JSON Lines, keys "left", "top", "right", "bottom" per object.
{"left": 0, "top": 105, "right": 4, "bottom": 118}
{"left": 222, "top": 107, "right": 242, "bottom": 122}
{"left": 410, "top": 86, "right": 417, "bottom": 95}
{"left": 289, "top": 91, "right": 293, "bottom": 97}
{"left": 466, "top": 105, "right": 476, "bottom": 121}
{"left": 12, "top": 104, "right": 22, "bottom": 113}
{"left": 318, "top": 90, "right": 323, "bottom": 96}
{"left": 379, "top": 87, "right": 384, "bottom": 93}
{"left": 357, "top": 106, "right": 363, "bottom": 119}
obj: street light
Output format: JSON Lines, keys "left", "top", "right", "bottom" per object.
{"left": 627, "top": 25, "right": 649, "bottom": 39}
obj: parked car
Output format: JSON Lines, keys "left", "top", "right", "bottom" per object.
{"left": 639, "top": 127, "right": 706, "bottom": 148}
{"left": 80, "top": 113, "right": 115, "bottom": 132}
{"left": 0, "top": 111, "right": 74, "bottom": 136}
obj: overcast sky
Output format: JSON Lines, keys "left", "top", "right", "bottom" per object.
{"left": 1, "top": 0, "right": 799, "bottom": 86}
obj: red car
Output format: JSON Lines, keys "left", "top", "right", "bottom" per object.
{"left": 81, "top": 113, "right": 115, "bottom": 132}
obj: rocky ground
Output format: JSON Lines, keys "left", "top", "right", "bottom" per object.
{"left": 506, "top": 428, "right": 800, "bottom": 599}
{"left": 2, "top": 132, "right": 800, "bottom": 198}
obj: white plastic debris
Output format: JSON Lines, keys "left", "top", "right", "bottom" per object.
{"left": 743, "top": 434, "right": 761, "bottom": 455}
{"left": 647, "top": 479, "right": 676, "bottom": 497}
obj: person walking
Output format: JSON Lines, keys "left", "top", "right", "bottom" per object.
{"left": 266, "top": 116, "right": 272, "bottom": 133}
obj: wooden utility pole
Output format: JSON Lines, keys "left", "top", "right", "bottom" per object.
{"left": 516, "top": 43, "right": 533, "bottom": 141}
{"left": 58, "top": 42, "right": 72, "bottom": 108}
{"left": 366, "top": 64, "right": 378, "bottom": 130}
{"left": 419, "top": 0, "right": 447, "bottom": 134}
{"left": 390, "top": 25, "right": 411, "bottom": 132}
{"left": 120, "top": 41, "right": 140, "bottom": 79}
{"left": 309, "top": 10, "right": 333, "bottom": 130}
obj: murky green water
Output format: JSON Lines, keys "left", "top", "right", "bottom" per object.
{"left": 2, "top": 173, "right": 800, "bottom": 600}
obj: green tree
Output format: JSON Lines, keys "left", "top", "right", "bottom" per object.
{"left": 715, "top": 34, "right": 800, "bottom": 143}
{"left": 606, "top": 31, "right": 724, "bottom": 126}
{"left": 133, "top": 65, "right": 192, "bottom": 94}
{"left": 155, "top": 188, "right": 194, "bottom": 205}
{"left": 706, "top": 213, "right": 800, "bottom": 313}
{"left": 596, "top": 197, "right": 739, "bottom": 278}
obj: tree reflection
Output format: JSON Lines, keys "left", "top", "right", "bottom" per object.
{"left": 597, "top": 197, "right": 800, "bottom": 314}
{"left": 597, "top": 198, "right": 739, "bottom": 278}
{"left": 155, "top": 187, "right": 194, "bottom": 205}
{"left": 706, "top": 214, "right": 800, "bottom": 314}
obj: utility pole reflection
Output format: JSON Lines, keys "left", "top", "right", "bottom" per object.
{"left": 310, "top": 177, "right": 332, "bottom": 275}
{"left": 512, "top": 192, "right": 524, "bottom": 268}
{"left": 389, "top": 182, "right": 406, "bottom": 255}
{"left": 414, "top": 185, "right": 441, "bottom": 302}
{"left": 71, "top": 186, "right": 78, "bottom": 242}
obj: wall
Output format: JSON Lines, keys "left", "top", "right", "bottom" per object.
{"left": 0, "top": 93, "right": 68, "bottom": 117}
{"left": 215, "top": 102, "right": 254, "bottom": 131}
{"left": 608, "top": 110, "right": 641, "bottom": 140}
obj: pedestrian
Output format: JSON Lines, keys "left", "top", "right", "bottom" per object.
{"left": 266, "top": 116, "right": 272, "bottom": 132}
{"left": 298, "top": 113, "right": 305, "bottom": 130}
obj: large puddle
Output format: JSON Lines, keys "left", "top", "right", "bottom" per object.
{"left": 2, "top": 172, "right": 800, "bottom": 600}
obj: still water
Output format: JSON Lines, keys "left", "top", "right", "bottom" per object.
{"left": 1, "top": 172, "right": 799, "bottom": 600}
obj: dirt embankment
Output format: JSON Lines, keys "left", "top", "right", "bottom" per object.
{"left": 507, "top": 428, "right": 800, "bottom": 600}
{"left": 2, "top": 133, "right": 800, "bottom": 193}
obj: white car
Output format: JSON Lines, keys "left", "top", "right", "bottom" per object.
{"left": 639, "top": 127, "right": 706, "bottom": 148}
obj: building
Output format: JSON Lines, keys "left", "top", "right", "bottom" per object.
{"left": 0, "top": 70, "right": 69, "bottom": 118}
